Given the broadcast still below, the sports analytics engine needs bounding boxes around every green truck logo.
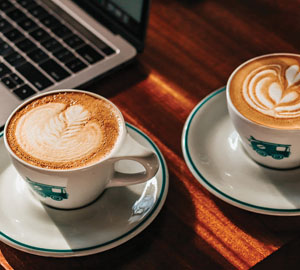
[26,178,69,201]
[248,136,291,160]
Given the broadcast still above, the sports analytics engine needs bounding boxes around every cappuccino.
[6,91,121,170]
[229,54,300,129]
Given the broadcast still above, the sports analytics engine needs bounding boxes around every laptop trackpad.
[0,86,22,129]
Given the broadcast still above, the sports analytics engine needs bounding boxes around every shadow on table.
[81,60,150,99]
[214,195,300,247]
[251,233,300,269]
[162,0,204,6]
[214,199,300,270]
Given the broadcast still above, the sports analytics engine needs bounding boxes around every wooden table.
[2,0,300,269]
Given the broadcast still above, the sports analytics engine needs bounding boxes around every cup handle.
[106,133,159,187]
[106,152,159,187]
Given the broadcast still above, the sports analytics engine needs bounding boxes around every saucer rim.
[182,86,300,215]
[0,123,168,255]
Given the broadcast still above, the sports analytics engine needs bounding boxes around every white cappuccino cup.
[227,53,300,169]
[4,89,159,209]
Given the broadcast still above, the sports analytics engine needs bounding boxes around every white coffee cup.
[226,53,300,169]
[4,89,159,209]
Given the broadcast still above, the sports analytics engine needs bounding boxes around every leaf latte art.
[16,103,102,163]
[243,64,300,118]
[6,92,121,169]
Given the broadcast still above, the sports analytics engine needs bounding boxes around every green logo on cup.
[26,178,69,201]
[248,136,291,160]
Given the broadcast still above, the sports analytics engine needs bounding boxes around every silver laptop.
[0,0,150,131]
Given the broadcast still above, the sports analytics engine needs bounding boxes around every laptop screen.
[72,0,150,52]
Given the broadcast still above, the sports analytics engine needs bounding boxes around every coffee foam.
[229,54,300,129]
[6,92,121,169]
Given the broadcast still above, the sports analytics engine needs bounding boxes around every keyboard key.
[0,63,11,77]
[0,1,14,11]
[1,76,17,89]
[64,34,85,49]
[17,0,37,9]
[28,5,49,20]
[13,84,36,100]
[40,15,60,30]
[27,48,49,63]
[16,62,53,90]
[0,42,14,56]
[30,28,51,42]
[76,45,104,64]
[40,59,70,81]
[5,52,26,67]
[4,28,25,42]
[53,47,75,63]
[0,18,13,33]
[65,58,87,73]
[16,38,37,52]
[10,73,24,85]
[18,17,38,31]
[52,25,72,38]
[94,39,116,55]
[41,38,63,52]
[7,8,27,22]
[102,46,116,56]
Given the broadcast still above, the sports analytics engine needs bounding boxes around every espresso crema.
[229,54,300,129]
[6,92,121,169]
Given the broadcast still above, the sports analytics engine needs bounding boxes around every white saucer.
[182,87,300,216]
[0,123,168,257]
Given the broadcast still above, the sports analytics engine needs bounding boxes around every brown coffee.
[6,91,121,169]
[229,54,300,129]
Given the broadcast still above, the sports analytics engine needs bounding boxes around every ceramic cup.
[4,89,159,209]
[226,53,300,169]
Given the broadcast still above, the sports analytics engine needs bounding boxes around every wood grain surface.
[2,0,300,269]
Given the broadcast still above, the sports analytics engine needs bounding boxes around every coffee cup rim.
[226,52,300,132]
[4,89,127,172]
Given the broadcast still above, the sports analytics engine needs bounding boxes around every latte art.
[6,92,121,169]
[229,54,300,129]
[16,103,102,163]
[243,64,300,118]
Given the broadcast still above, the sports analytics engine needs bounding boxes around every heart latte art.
[6,92,121,169]
[244,64,300,117]
[229,54,300,129]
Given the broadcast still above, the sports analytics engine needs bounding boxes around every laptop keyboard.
[0,0,116,100]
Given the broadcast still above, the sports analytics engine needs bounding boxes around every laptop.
[0,0,150,131]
